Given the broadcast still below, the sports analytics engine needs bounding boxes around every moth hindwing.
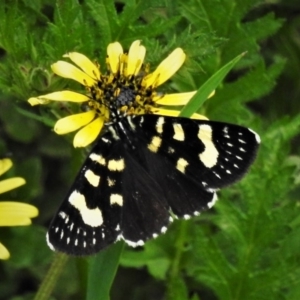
[47,115,260,255]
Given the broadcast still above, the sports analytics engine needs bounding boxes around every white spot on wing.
[148,136,162,153]
[176,158,189,173]
[69,191,103,227]
[59,211,67,219]
[198,125,219,168]
[248,128,261,143]
[184,214,190,220]
[46,233,55,251]
[89,153,106,165]
[110,194,123,206]
[84,169,100,187]
[173,123,185,141]
[168,147,175,154]
[213,171,221,179]
[108,159,125,171]
[107,177,116,187]
[122,237,145,247]
[156,117,165,134]
[207,193,218,208]
[161,226,167,233]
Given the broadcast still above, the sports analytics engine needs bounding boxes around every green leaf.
[166,276,189,300]
[86,0,118,46]
[121,239,171,280]
[179,52,245,117]
[86,241,124,300]
[0,226,51,268]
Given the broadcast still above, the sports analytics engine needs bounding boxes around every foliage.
[0,0,299,299]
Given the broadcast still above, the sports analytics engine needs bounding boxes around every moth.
[46,113,260,255]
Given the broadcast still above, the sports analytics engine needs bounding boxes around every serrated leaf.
[86,0,118,46]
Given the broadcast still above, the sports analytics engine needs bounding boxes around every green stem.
[170,221,188,279]
[34,252,69,300]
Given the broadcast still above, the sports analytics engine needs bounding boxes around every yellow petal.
[153,109,208,120]
[0,178,26,195]
[51,61,95,86]
[64,52,101,80]
[28,97,48,106]
[154,91,197,106]
[107,42,123,73]
[0,202,38,226]
[0,159,12,177]
[143,48,186,87]
[208,90,215,98]
[190,113,209,120]
[31,91,90,103]
[73,117,104,148]
[0,243,10,260]
[127,40,146,76]
[54,110,96,134]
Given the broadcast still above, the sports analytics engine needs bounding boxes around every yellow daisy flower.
[0,158,38,260]
[28,40,210,148]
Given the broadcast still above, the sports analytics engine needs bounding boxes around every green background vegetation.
[0,0,300,299]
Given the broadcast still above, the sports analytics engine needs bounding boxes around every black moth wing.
[47,128,172,254]
[130,114,260,191]
[119,149,171,246]
[111,116,218,244]
[47,135,123,255]
[121,127,217,220]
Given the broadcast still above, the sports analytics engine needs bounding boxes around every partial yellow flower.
[0,158,38,260]
[28,40,209,147]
